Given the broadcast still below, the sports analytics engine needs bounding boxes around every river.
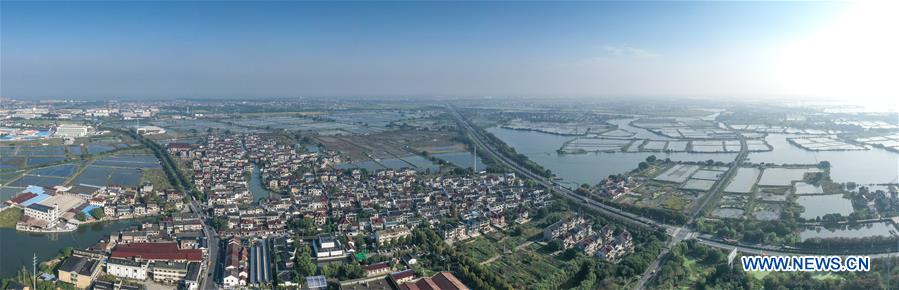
[249,165,274,202]
[0,219,141,278]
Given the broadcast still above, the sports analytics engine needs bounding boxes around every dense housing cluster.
[543,215,634,261]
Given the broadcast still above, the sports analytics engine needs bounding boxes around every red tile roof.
[431,272,467,290]
[391,269,415,280]
[166,143,192,149]
[8,192,36,204]
[363,262,391,272]
[399,272,467,290]
[112,242,202,262]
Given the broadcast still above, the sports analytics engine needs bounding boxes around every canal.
[249,165,274,202]
[0,219,142,278]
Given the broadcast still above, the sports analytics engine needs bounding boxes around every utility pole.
[575,127,579,145]
[473,145,477,173]
[32,253,37,290]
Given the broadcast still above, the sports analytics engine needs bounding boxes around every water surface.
[748,134,899,184]
[487,127,735,186]
[796,194,854,219]
[0,220,141,277]
[250,165,273,202]
[800,222,897,241]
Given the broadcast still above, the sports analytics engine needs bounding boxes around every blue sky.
[1,1,868,99]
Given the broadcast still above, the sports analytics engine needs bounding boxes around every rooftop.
[57,256,99,276]
[305,275,327,289]
[399,272,467,290]
[112,242,203,262]
[27,203,54,213]
[107,258,147,268]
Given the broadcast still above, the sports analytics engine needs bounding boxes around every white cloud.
[572,45,660,66]
[601,45,660,59]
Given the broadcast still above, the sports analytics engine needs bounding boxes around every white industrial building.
[136,125,166,135]
[54,124,90,137]
[24,203,59,224]
[107,258,150,280]
[312,236,344,259]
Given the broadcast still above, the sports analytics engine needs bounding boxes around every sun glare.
[774,1,899,110]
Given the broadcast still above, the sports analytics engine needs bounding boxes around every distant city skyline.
[2,1,896,105]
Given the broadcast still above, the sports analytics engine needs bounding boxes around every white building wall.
[107,262,148,280]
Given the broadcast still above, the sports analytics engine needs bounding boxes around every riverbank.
[0,207,23,228]
[499,125,586,136]
[14,213,154,233]
[0,219,142,278]
[16,222,78,233]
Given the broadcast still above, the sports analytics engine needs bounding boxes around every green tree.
[211,217,227,231]
[638,161,649,170]
[545,240,563,252]
[295,244,317,277]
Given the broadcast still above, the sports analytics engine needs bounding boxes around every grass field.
[459,238,502,262]
[661,195,689,211]
[632,162,672,178]
[455,213,588,289]
[486,243,568,288]
[140,168,174,190]
[0,207,23,228]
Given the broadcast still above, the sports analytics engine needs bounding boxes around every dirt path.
[516,241,534,251]
[480,240,536,265]
[480,254,501,265]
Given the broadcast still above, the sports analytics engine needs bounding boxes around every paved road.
[191,198,221,290]
[446,105,899,289]
[634,138,749,289]
[695,237,899,258]
[690,137,748,220]
[447,105,663,231]
[633,227,693,289]
[448,105,690,289]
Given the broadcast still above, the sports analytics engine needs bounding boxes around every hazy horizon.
[2,1,896,104]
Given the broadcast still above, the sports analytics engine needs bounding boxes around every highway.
[695,236,899,258]
[446,105,899,289]
[634,137,748,289]
[689,137,748,220]
[447,105,667,231]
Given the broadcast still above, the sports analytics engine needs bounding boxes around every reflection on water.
[796,195,854,219]
[0,219,141,277]
[249,165,273,202]
[490,126,899,188]
[748,134,899,184]
[606,118,674,140]
[486,121,899,241]
[800,222,897,241]
[487,126,735,186]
